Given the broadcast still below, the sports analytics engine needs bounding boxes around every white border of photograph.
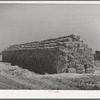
[0,1,100,99]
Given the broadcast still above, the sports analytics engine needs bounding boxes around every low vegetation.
[0,62,100,90]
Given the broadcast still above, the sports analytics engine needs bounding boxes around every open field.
[0,62,100,90]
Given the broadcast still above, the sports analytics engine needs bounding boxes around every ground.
[0,62,100,90]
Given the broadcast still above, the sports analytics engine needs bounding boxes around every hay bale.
[68,68,76,73]
[76,64,85,74]
[86,68,95,73]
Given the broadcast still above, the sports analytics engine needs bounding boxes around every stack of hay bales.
[2,34,95,74]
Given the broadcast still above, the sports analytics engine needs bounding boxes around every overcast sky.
[0,4,100,52]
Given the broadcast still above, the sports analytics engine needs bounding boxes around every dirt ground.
[0,62,100,90]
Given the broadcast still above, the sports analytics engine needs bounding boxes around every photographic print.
[0,2,100,91]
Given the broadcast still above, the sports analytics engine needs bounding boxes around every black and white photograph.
[0,2,100,91]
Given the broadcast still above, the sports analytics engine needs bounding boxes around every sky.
[0,4,100,52]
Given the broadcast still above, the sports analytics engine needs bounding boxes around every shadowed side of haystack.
[2,48,65,74]
[2,34,95,74]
